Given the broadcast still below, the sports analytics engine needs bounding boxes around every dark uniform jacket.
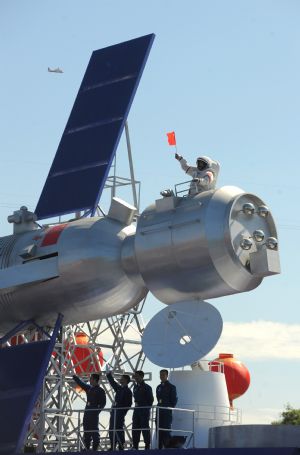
[156,380,177,408]
[107,372,132,410]
[73,375,106,410]
[133,381,154,408]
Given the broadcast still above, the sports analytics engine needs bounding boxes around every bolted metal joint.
[7,206,38,234]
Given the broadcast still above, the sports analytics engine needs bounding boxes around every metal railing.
[174,180,192,197]
[40,405,195,452]
[38,398,240,452]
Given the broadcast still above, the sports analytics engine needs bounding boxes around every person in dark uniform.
[156,369,178,449]
[105,365,132,450]
[73,373,106,451]
[132,370,154,450]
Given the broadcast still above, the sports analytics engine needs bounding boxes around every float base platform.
[48,448,300,455]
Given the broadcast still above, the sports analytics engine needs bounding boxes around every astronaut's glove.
[193,176,210,186]
[175,153,182,161]
[105,363,112,374]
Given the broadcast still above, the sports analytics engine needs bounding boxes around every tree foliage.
[272,404,300,425]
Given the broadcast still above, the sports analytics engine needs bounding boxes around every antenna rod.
[112,155,117,199]
[125,121,138,211]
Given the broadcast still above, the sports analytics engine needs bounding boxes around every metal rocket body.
[0,201,147,332]
[130,186,280,303]
[0,188,280,333]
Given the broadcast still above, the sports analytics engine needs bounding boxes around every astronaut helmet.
[196,156,209,171]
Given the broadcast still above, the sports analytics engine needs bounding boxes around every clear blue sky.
[1,0,300,424]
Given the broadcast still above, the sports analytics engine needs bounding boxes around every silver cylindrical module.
[0,187,280,332]
[0,216,147,332]
[124,186,279,304]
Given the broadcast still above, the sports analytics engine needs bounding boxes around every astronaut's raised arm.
[175,154,196,176]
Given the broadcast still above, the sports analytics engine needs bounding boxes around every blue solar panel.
[0,341,51,453]
[35,34,155,220]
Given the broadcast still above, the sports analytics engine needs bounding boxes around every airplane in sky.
[48,67,63,73]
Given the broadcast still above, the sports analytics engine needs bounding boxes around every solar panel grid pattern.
[0,341,51,453]
[35,34,154,220]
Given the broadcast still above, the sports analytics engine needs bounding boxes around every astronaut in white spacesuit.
[175,154,220,196]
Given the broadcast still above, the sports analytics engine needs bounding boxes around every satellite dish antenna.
[142,300,223,368]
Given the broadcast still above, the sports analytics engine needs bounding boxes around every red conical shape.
[210,353,250,407]
[10,334,25,345]
[70,332,104,375]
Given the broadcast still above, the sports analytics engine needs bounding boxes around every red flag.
[167,131,176,146]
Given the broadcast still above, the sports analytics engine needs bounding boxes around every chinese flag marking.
[167,131,176,146]
[41,223,68,247]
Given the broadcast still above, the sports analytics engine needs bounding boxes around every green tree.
[272,404,300,425]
